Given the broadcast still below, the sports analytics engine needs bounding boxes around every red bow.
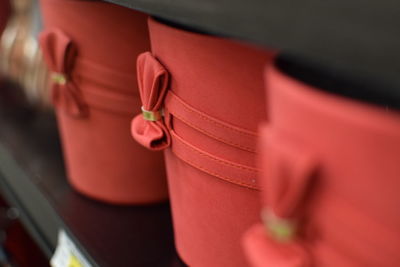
[260,125,318,222]
[254,125,318,266]
[131,52,171,150]
[39,29,87,117]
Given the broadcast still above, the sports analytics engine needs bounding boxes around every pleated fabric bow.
[39,29,87,117]
[131,52,171,150]
[257,125,318,267]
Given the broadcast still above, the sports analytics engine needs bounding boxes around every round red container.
[131,18,275,266]
[244,64,400,267]
[39,0,168,204]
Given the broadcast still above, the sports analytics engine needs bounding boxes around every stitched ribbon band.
[131,52,171,150]
[131,52,260,188]
[40,29,141,117]
[39,29,88,117]
[164,91,258,153]
[169,128,259,190]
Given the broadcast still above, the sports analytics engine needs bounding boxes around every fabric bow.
[131,52,171,150]
[39,29,87,117]
[260,124,318,242]
[245,125,317,267]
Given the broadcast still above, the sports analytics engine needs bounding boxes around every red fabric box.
[131,18,275,266]
[39,0,168,204]
[244,64,400,267]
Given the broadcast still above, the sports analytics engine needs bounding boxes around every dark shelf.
[104,0,400,108]
[0,110,184,267]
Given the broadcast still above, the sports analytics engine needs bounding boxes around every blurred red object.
[39,0,168,204]
[244,64,400,267]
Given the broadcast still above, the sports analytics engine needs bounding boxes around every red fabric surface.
[244,65,400,266]
[39,0,168,204]
[131,17,275,266]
